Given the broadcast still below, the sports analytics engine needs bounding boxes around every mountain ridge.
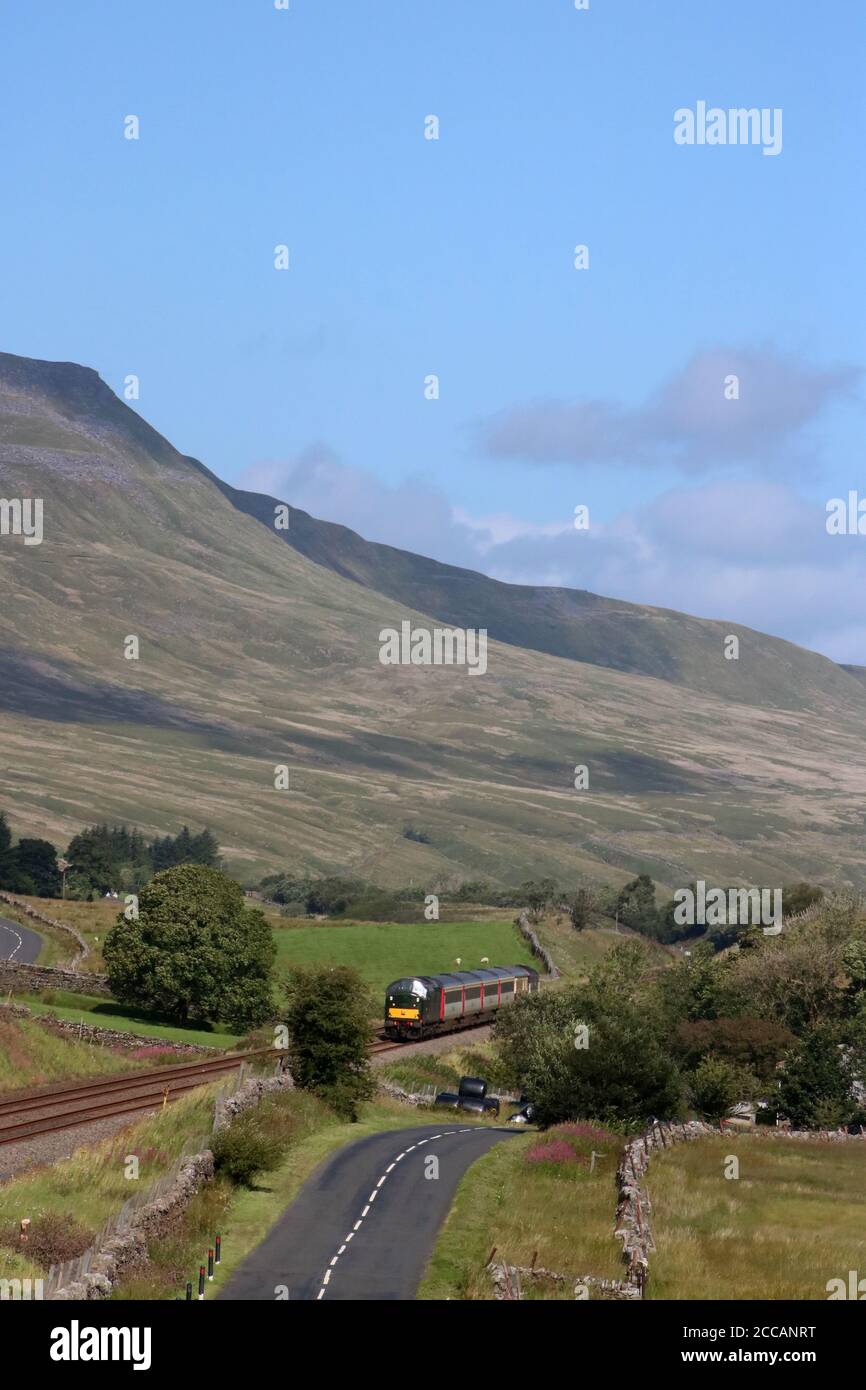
[2,351,864,891]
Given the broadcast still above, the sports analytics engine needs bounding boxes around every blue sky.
[2,1,865,658]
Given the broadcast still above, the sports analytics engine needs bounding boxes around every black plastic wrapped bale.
[435,1091,461,1108]
[458,1076,487,1099]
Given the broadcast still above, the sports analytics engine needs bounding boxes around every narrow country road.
[0,915,42,964]
[218,1122,518,1301]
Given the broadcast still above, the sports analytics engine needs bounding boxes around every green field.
[271,917,535,996]
[648,1134,866,1300]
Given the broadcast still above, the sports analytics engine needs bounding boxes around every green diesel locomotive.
[384,963,539,1040]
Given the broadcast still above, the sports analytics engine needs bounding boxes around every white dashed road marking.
[315,1127,497,1299]
[0,920,24,961]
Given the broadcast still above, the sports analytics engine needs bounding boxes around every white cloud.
[239,452,866,663]
[479,346,861,475]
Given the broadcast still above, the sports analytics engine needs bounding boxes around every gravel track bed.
[370,1024,492,1066]
[0,1109,159,1183]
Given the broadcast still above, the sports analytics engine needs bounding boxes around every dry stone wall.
[0,999,211,1053]
[0,960,111,998]
[516,911,559,978]
[49,1072,295,1300]
[49,1154,215,1300]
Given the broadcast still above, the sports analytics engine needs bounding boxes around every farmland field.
[271,917,535,995]
[647,1134,866,1300]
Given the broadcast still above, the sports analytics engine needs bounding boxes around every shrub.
[212,1114,288,1187]
[0,1212,94,1271]
[778,1028,856,1130]
[689,1056,752,1122]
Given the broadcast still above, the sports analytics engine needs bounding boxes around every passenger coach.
[384,964,539,1040]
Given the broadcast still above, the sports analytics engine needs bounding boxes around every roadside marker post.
[215,1234,221,1266]
[186,1281,192,1301]
[198,1265,205,1300]
[208,1248,214,1281]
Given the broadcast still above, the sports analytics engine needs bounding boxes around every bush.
[674,1017,796,1084]
[688,1056,753,1122]
[212,1113,288,1187]
[0,1212,94,1271]
[778,1028,856,1130]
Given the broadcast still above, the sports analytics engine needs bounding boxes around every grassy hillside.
[4,353,866,890]
[648,1134,866,1300]
[0,1014,135,1091]
[14,993,241,1050]
[206,467,865,711]
[532,910,674,980]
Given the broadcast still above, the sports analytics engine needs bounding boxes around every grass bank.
[0,1014,137,1091]
[418,1122,624,1299]
[0,1088,219,1283]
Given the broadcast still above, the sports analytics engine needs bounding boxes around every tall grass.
[0,1016,134,1091]
[0,1089,217,1282]
[418,1123,624,1299]
[648,1134,866,1300]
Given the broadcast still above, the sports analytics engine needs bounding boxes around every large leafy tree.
[283,964,375,1119]
[14,838,60,896]
[494,984,683,1129]
[616,873,661,938]
[103,865,275,1030]
[778,1028,856,1130]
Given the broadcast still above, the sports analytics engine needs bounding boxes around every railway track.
[0,1019,497,1150]
[0,1047,281,1147]
[369,1017,494,1056]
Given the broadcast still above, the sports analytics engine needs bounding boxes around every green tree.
[616,874,660,938]
[13,838,60,897]
[778,1029,855,1130]
[673,1017,795,1084]
[0,812,11,857]
[656,942,727,1027]
[283,965,375,1120]
[842,938,866,995]
[518,878,558,921]
[495,986,682,1129]
[563,884,595,932]
[689,1056,751,1122]
[103,865,275,1029]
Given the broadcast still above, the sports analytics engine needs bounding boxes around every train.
[384,964,540,1041]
